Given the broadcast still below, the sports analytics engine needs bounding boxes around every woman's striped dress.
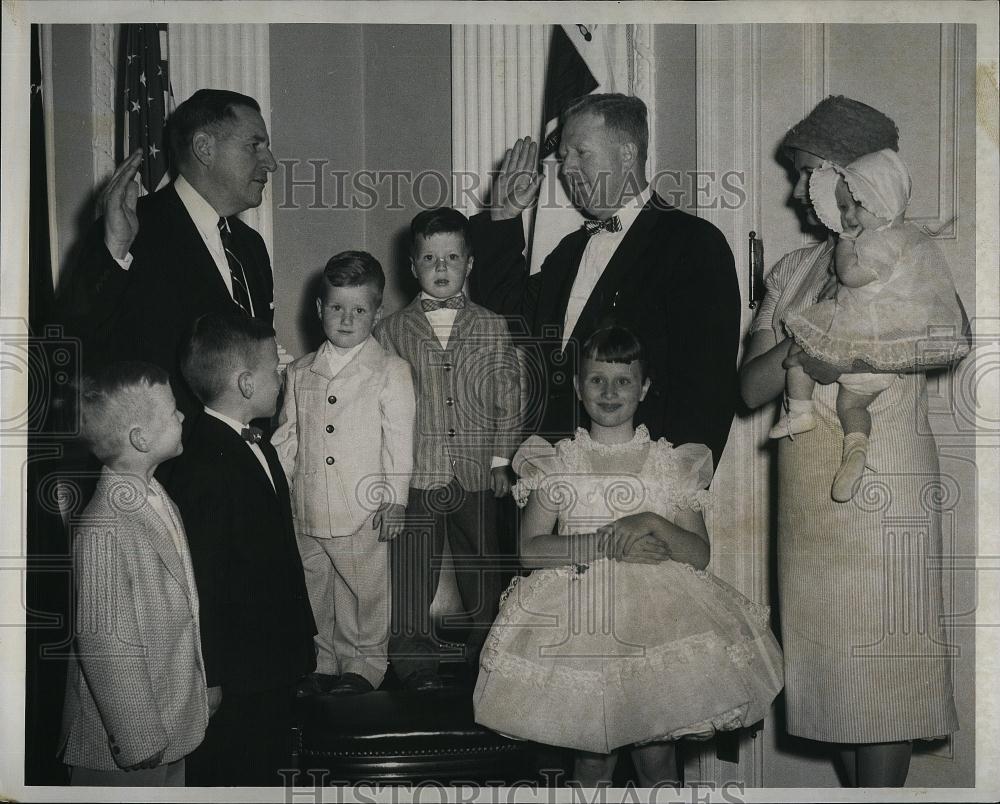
[751,242,959,743]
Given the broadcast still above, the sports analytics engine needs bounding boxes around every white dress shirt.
[562,186,653,350]
[145,479,189,560]
[318,338,367,378]
[203,406,275,489]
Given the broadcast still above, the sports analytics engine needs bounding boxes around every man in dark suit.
[65,89,277,418]
[162,313,316,786]
[470,94,739,469]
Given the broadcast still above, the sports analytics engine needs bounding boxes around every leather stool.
[292,688,569,785]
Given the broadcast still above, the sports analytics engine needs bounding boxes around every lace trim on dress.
[571,425,651,456]
[482,562,772,688]
[683,563,772,629]
[649,444,712,515]
[785,311,970,371]
[633,703,753,745]
[483,628,768,691]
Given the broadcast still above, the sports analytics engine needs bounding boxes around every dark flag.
[117,23,173,194]
[528,25,603,273]
[539,25,598,159]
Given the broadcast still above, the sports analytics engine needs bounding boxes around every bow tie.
[421,294,466,312]
[583,216,623,236]
[241,426,263,445]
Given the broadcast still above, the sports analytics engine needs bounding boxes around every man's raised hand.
[491,136,542,222]
[101,149,144,259]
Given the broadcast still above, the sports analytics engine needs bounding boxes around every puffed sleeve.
[510,435,561,509]
[661,441,714,513]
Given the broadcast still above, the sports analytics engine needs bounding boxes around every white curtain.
[168,24,274,259]
[450,24,655,232]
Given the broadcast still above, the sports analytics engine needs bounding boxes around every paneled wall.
[269,24,452,357]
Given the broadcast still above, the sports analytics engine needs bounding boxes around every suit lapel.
[162,185,239,310]
[200,412,278,498]
[401,297,441,351]
[260,440,291,515]
[568,200,659,346]
[96,470,192,600]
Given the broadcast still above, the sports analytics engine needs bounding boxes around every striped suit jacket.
[374,297,521,492]
[58,468,208,771]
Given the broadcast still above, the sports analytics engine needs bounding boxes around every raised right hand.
[100,149,144,259]
[491,136,542,221]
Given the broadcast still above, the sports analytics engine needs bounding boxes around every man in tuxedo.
[469,94,739,469]
[163,312,316,786]
[65,88,277,418]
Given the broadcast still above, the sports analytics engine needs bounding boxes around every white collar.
[203,406,250,437]
[174,174,225,241]
[611,185,652,232]
[318,337,367,366]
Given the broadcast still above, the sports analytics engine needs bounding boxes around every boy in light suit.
[374,208,521,691]
[273,252,415,696]
[58,361,208,786]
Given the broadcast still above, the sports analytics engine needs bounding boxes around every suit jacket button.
[447,428,455,437]
[326,424,334,433]
[112,745,121,755]
[326,456,335,465]
[445,397,454,406]
[328,395,337,404]
[444,363,452,371]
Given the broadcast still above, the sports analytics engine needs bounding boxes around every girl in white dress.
[473,327,783,786]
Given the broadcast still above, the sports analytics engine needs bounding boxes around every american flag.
[118,23,173,194]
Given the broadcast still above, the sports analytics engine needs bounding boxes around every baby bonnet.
[809,148,912,234]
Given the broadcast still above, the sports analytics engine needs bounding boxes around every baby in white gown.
[771,149,968,502]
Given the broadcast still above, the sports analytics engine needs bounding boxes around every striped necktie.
[217,217,253,316]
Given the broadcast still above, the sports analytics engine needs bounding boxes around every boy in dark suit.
[374,208,521,691]
[162,312,316,786]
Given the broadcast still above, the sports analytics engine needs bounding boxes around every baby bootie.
[768,399,817,440]
[832,433,870,502]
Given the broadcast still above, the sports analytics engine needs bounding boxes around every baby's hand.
[490,465,513,498]
[375,502,406,542]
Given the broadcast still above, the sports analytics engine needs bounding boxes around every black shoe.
[295,672,338,698]
[403,669,445,692]
[326,672,375,695]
